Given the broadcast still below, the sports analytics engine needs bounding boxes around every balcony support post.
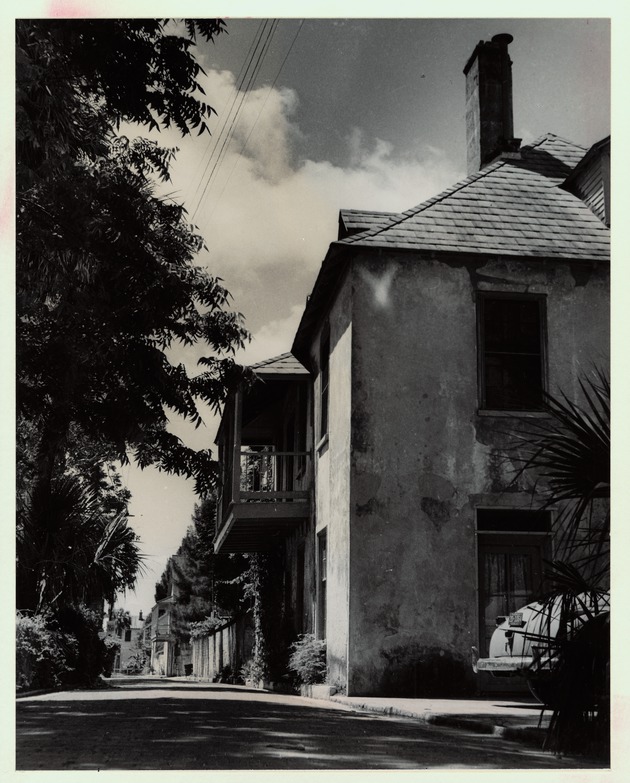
[231,388,243,503]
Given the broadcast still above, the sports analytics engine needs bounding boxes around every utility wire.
[192,20,278,220]
[188,19,268,212]
[203,20,304,225]
[192,20,278,221]
[190,20,272,217]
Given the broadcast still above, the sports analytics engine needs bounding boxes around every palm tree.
[17,473,144,613]
[511,367,609,757]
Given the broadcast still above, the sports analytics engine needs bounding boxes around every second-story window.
[478,294,545,410]
[319,330,330,439]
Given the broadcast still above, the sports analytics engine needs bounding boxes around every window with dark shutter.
[317,531,327,639]
[319,330,330,438]
[479,295,545,410]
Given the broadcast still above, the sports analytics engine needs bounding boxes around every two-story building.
[104,611,145,674]
[213,34,610,697]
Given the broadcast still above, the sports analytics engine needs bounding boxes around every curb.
[17,679,117,699]
[329,696,547,748]
[16,687,59,699]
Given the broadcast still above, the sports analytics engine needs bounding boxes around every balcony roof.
[251,352,309,379]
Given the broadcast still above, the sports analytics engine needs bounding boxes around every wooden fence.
[191,615,253,681]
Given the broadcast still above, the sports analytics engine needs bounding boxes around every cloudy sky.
[6,6,613,616]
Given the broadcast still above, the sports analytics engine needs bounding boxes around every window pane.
[484,298,541,353]
[482,552,507,654]
[484,353,543,409]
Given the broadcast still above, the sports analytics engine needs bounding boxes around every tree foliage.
[16,19,249,612]
[155,496,248,640]
[512,367,609,588]
[510,367,610,757]
[17,472,144,612]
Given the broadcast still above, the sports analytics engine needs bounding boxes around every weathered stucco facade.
[338,251,609,695]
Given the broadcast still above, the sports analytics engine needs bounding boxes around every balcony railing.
[217,446,311,545]
[238,448,310,500]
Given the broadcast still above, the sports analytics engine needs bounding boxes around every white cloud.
[235,303,305,367]
[138,68,461,285]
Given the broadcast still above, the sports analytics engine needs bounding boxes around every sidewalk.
[328,694,550,748]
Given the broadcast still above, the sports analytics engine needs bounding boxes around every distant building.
[148,597,177,676]
[104,611,145,674]
[213,34,609,696]
[147,568,192,677]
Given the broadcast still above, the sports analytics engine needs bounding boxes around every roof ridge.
[523,131,587,152]
[340,208,394,216]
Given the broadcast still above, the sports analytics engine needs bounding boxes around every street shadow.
[17,694,600,771]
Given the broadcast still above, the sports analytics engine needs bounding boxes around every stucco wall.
[312,271,353,687]
[346,251,609,696]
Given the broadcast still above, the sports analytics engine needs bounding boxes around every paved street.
[16,678,601,771]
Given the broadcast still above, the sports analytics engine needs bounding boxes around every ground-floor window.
[296,543,305,633]
[317,531,327,639]
[477,509,551,657]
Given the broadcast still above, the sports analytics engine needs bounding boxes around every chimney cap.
[463,34,514,74]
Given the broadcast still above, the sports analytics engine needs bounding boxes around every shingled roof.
[338,209,394,239]
[292,133,610,364]
[250,352,308,377]
[337,134,609,261]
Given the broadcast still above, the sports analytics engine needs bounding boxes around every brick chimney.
[464,33,520,175]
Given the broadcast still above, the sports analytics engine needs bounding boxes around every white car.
[472,591,609,703]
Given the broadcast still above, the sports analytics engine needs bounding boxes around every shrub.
[54,604,109,688]
[16,612,72,691]
[122,651,145,675]
[189,615,225,639]
[288,634,327,685]
[240,658,266,684]
[102,636,120,677]
[16,605,114,692]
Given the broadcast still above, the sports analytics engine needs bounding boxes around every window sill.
[477,409,551,418]
[316,434,329,455]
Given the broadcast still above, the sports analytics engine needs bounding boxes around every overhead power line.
[203,20,305,225]
[191,20,279,221]
[187,19,268,212]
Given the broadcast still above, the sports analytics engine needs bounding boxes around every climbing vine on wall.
[241,550,289,682]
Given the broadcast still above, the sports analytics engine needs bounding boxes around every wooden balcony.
[215,447,312,553]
